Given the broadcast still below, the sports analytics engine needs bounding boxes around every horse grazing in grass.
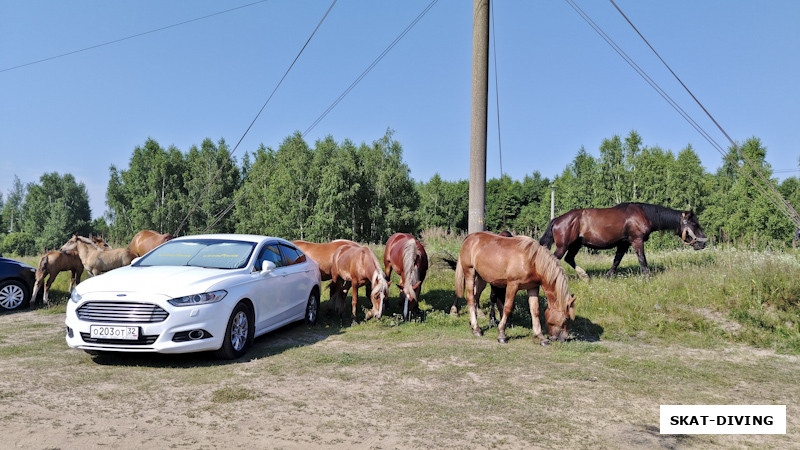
[383,233,428,321]
[128,230,174,257]
[449,230,512,326]
[539,202,707,279]
[61,234,135,276]
[30,250,84,307]
[292,239,359,281]
[330,244,389,323]
[455,232,576,343]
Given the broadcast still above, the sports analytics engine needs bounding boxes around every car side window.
[255,244,284,271]
[279,244,306,266]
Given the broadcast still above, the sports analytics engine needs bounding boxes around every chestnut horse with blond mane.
[128,230,174,257]
[383,233,428,321]
[455,232,576,343]
[292,240,359,281]
[330,244,389,323]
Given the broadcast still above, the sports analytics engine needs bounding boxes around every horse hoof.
[472,330,483,337]
[449,306,458,316]
[540,340,550,346]
[498,337,508,344]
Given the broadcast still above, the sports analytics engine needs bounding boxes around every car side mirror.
[260,260,277,276]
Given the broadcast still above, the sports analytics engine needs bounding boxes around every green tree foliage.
[106,138,188,242]
[1,176,26,234]
[184,138,241,234]
[417,174,468,232]
[21,172,91,251]
[1,232,36,256]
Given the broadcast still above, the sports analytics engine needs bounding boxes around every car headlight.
[70,290,82,303]
[167,290,227,307]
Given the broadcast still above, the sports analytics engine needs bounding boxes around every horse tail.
[401,238,420,289]
[539,219,555,249]
[454,258,465,299]
[31,255,48,302]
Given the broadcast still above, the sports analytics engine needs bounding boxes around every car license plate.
[90,325,139,340]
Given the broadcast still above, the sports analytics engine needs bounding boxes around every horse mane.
[76,235,101,250]
[512,236,570,313]
[617,202,682,232]
[367,248,389,297]
[401,238,420,289]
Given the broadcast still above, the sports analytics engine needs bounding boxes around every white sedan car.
[65,234,321,359]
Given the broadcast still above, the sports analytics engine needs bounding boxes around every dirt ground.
[1,309,797,449]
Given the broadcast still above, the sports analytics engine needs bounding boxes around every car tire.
[0,279,30,311]
[216,302,253,360]
[304,290,319,326]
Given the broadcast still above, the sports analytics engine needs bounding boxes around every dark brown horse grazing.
[128,230,174,257]
[455,232,576,343]
[330,244,389,323]
[30,250,84,308]
[383,233,429,320]
[539,202,707,279]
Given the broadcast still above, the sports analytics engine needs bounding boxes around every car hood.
[75,265,247,298]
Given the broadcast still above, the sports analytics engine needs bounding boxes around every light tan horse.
[383,233,428,320]
[30,250,84,307]
[128,230,174,257]
[30,234,111,307]
[455,232,576,343]
[330,244,389,323]
[61,234,135,276]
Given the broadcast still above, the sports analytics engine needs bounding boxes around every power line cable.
[490,0,507,229]
[205,0,439,233]
[175,0,338,235]
[301,0,438,138]
[608,0,799,226]
[0,0,271,74]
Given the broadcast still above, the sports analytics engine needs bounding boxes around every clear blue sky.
[2,0,799,220]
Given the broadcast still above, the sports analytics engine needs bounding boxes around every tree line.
[2,129,798,256]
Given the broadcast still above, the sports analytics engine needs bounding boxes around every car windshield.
[136,239,256,269]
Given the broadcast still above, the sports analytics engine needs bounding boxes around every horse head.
[680,211,707,250]
[370,271,390,319]
[544,293,576,342]
[60,234,80,253]
[90,233,112,250]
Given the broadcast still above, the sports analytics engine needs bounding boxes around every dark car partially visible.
[0,257,36,310]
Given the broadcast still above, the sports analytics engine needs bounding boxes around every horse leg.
[465,269,486,337]
[564,242,588,281]
[496,283,518,344]
[43,274,57,307]
[351,282,361,325]
[489,286,505,327]
[607,243,630,277]
[632,239,650,276]
[527,287,547,343]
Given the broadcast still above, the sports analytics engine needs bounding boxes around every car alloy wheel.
[0,280,29,310]
[305,291,319,326]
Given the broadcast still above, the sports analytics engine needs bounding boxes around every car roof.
[171,234,292,245]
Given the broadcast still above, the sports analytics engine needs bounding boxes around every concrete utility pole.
[550,184,555,220]
[468,0,489,234]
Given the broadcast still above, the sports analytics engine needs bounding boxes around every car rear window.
[136,240,256,269]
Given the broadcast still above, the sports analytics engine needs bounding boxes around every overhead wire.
[301,0,439,138]
[203,0,439,233]
[490,0,507,229]
[175,0,338,235]
[0,0,271,74]
[564,0,798,227]
[607,0,799,226]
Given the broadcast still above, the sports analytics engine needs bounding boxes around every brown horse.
[330,244,390,323]
[30,250,84,307]
[449,230,512,325]
[61,235,135,276]
[455,232,576,343]
[539,202,707,279]
[383,233,429,320]
[292,239,359,281]
[128,230,174,257]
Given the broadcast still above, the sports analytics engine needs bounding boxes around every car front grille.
[76,301,169,323]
